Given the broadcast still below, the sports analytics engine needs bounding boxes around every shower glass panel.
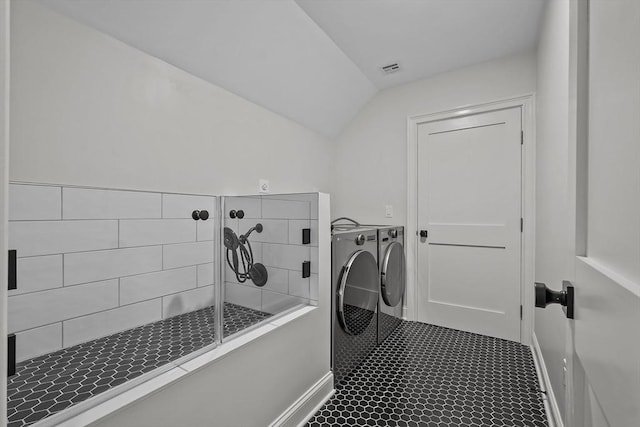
[6,184,218,427]
[221,193,319,340]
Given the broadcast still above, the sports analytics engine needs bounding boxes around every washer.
[331,225,379,387]
[372,225,406,344]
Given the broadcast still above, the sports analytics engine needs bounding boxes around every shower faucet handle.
[192,210,210,221]
[229,209,245,219]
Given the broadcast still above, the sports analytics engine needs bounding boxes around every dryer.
[331,225,379,387]
[373,225,406,344]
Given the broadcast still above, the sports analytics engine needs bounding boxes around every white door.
[566,0,640,425]
[416,107,522,342]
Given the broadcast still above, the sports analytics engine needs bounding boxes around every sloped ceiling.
[37,0,546,138]
[297,0,546,90]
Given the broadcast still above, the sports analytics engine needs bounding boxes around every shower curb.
[269,371,334,427]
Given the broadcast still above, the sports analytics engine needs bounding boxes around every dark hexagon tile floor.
[308,321,548,427]
[7,302,270,427]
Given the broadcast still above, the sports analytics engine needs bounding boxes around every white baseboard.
[270,371,335,427]
[531,333,564,427]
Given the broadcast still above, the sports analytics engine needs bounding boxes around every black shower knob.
[229,209,245,219]
[192,210,210,220]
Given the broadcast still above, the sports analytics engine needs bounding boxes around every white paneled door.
[417,107,522,342]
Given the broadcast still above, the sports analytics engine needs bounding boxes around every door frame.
[1,0,10,421]
[405,94,536,345]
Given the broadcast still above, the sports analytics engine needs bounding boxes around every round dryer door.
[337,250,379,336]
[381,241,405,307]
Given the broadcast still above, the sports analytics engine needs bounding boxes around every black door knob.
[534,281,574,319]
[419,230,428,238]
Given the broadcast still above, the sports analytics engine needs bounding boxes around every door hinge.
[521,130,524,145]
[8,334,16,377]
[520,305,523,319]
[8,250,17,291]
[302,261,311,278]
[520,218,523,232]
[302,228,311,245]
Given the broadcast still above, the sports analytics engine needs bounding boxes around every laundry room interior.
[0,1,638,427]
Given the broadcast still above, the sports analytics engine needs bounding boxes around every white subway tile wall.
[261,267,289,294]
[162,193,215,219]
[223,197,262,219]
[119,219,195,247]
[62,187,161,220]
[223,195,319,315]
[163,240,215,269]
[10,255,63,296]
[225,282,262,311]
[119,266,196,305]
[7,184,216,362]
[250,219,289,244]
[64,246,163,286]
[8,280,120,332]
[262,243,311,271]
[196,263,214,287]
[9,184,62,221]
[162,286,215,319]
[9,220,119,257]
[8,186,319,359]
[63,299,162,347]
[262,198,310,219]
[288,270,310,299]
[261,291,307,314]
[196,218,215,241]
[15,323,63,363]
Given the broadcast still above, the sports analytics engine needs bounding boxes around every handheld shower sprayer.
[239,223,263,244]
[224,223,268,287]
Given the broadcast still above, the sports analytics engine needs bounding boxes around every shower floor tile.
[7,302,270,427]
[308,321,548,427]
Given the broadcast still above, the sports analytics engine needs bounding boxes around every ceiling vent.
[380,63,400,75]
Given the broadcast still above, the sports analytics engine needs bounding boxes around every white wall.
[534,0,572,422]
[10,1,333,196]
[330,50,536,224]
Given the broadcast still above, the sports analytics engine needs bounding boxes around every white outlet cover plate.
[259,179,270,193]
[385,205,393,218]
